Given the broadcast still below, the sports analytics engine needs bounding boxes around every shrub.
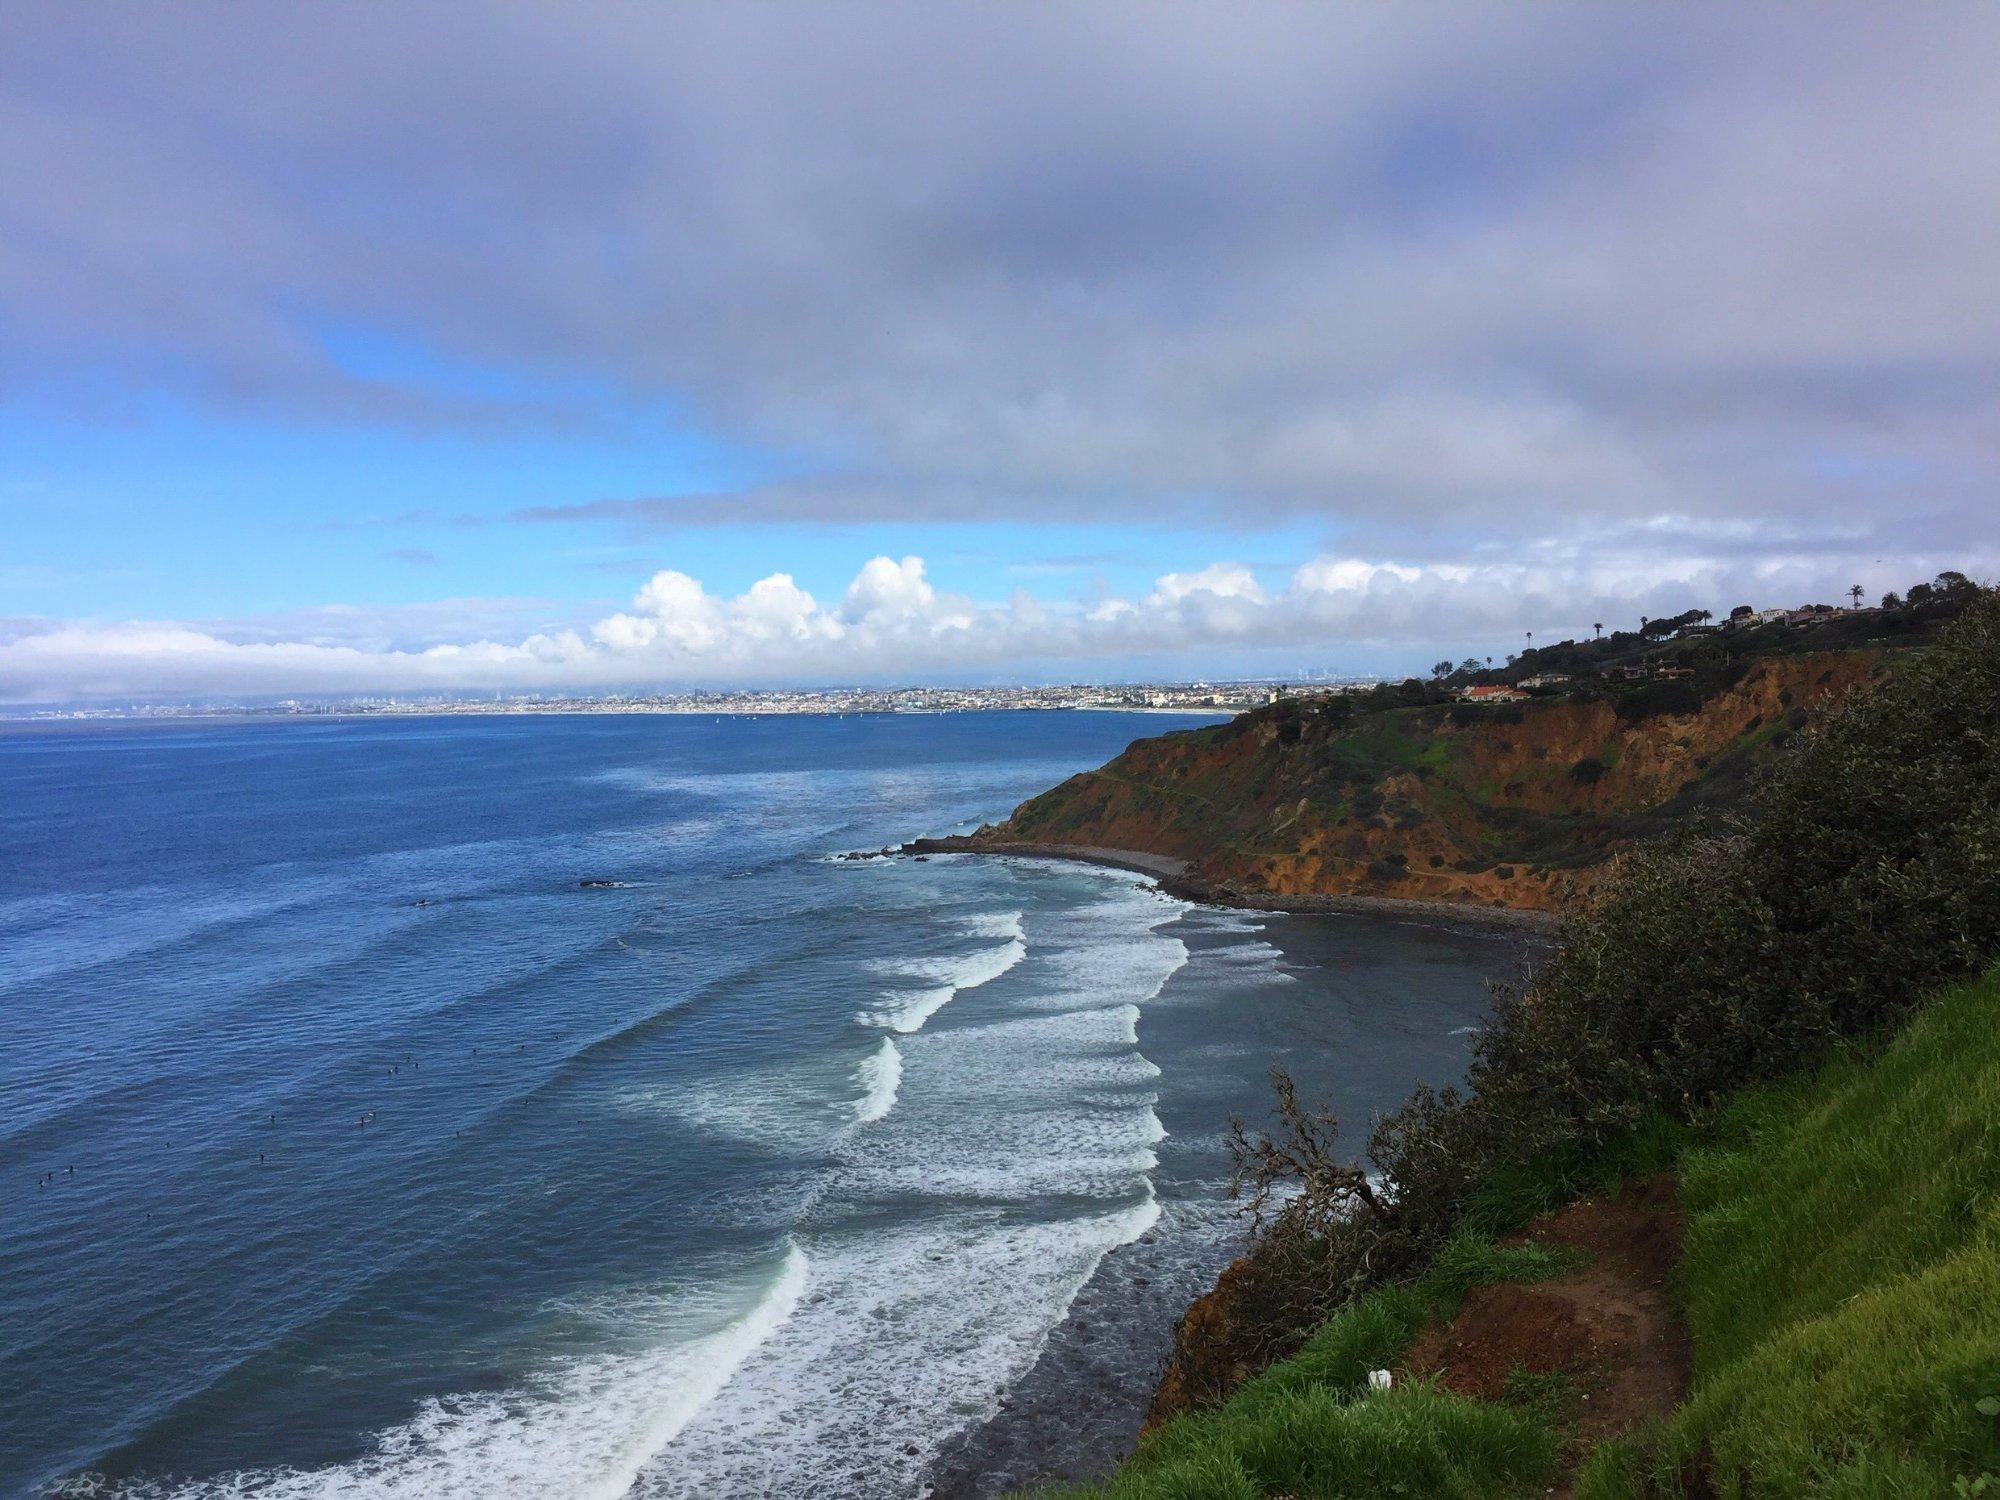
[1105,1384,1556,1500]
[1472,587,2000,1151]
[1214,590,2000,1386]
[1614,679,1703,721]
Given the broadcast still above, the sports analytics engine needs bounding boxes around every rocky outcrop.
[1142,1252,1266,1431]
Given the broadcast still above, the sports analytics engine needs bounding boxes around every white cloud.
[734,573,832,642]
[6,547,1989,702]
[1292,558,1424,594]
[1148,563,1266,607]
[842,556,935,622]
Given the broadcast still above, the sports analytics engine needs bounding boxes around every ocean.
[0,712,1540,1499]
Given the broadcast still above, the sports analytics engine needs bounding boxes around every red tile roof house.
[1459,684,1529,703]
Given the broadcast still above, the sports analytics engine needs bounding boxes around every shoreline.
[898,837,1564,935]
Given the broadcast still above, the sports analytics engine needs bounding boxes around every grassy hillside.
[1039,968,2000,1499]
[1037,1232,1577,1499]
[1580,969,2000,1497]
[988,650,1883,910]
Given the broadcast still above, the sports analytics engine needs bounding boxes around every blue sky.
[3,3,1996,701]
[2,397,1331,630]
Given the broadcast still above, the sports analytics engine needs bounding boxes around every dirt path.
[1400,1174,1690,1494]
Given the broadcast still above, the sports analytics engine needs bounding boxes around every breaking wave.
[850,1037,902,1125]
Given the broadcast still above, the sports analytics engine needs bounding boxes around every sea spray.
[630,882,1189,1497]
[850,1037,902,1125]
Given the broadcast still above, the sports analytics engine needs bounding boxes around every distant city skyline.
[4,4,1997,701]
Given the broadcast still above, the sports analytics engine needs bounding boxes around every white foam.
[102,1244,809,1500]
[849,1037,902,1125]
[631,1199,1158,1499]
[850,1008,1168,1200]
[100,867,1193,1500]
[962,910,1026,942]
[861,919,1027,1034]
[619,879,1188,1496]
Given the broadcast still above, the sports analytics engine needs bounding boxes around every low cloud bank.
[3,550,1974,703]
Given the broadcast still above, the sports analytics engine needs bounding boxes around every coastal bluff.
[926,650,1883,918]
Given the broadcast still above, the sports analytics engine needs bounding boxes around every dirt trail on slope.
[1401,1174,1691,1495]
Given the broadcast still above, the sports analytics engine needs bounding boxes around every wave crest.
[849,1038,902,1125]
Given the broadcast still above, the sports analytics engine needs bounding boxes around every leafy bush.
[1482,586,2000,1150]
[1614,679,1704,721]
[1215,589,2000,1383]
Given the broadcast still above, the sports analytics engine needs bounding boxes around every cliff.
[961,651,1886,913]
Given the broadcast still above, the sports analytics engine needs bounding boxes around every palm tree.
[1593,621,1603,639]
[1849,584,1864,609]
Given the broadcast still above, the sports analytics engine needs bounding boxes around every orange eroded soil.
[986,652,1882,912]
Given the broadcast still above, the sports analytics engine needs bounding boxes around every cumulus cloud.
[843,557,938,624]
[6,548,1989,703]
[592,568,847,655]
[1149,564,1265,608]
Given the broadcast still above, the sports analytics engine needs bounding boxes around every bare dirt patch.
[1402,1174,1691,1492]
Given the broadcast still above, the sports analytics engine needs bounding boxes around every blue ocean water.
[0,712,1535,1499]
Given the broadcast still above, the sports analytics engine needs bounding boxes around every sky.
[2,2,1997,702]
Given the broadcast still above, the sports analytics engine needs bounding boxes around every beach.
[901,837,1564,935]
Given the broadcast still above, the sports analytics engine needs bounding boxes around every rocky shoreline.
[895,836,1563,935]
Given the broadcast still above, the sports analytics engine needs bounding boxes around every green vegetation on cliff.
[987,577,1984,913]
[1579,968,2000,1496]
[997,648,1882,910]
[1048,968,2000,1498]
[1046,588,2000,1496]
[1040,1234,1575,1499]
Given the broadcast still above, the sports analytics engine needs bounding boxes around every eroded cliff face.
[980,652,1884,912]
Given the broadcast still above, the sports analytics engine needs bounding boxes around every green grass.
[1577,969,2000,1497]
[1032,1232,1572,1499]
[1038,1384,1558,1500]
[1460,1113,1689,1238]
[1043,972,2000,1498]
[1334,711,1453,779]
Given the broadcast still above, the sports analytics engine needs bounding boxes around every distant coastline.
[2,703,1243,724]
